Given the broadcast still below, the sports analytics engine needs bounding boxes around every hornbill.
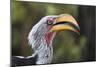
[12,14,80,66]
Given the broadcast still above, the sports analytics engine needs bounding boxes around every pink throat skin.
[45,32,56,45]
[45,18,56,45]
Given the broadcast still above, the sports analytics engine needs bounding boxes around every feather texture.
[28,16,57,64]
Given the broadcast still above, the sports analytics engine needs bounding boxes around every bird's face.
[44,14,80,45]
[28,14,80,46]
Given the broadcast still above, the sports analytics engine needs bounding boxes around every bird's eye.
[47,20,53,25]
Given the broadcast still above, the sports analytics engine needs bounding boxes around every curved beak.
[50,14,80,34]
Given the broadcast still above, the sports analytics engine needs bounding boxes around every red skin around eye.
[47,17,56,24]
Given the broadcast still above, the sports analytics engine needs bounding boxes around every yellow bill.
[50,14,80,34]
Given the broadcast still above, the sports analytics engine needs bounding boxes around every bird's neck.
[36,44,53,64]
[34,33,56,64]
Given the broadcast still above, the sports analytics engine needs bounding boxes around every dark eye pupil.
[47,20,53,25]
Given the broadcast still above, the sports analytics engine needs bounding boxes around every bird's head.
[28,14,80,48]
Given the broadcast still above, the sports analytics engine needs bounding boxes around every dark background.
[12,1,96,64]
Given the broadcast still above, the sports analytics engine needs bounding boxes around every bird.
[12,14,80,66]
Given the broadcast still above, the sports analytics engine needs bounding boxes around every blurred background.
[12,0,96,64]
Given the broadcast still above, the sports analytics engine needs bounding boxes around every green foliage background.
[12,0,96,64]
